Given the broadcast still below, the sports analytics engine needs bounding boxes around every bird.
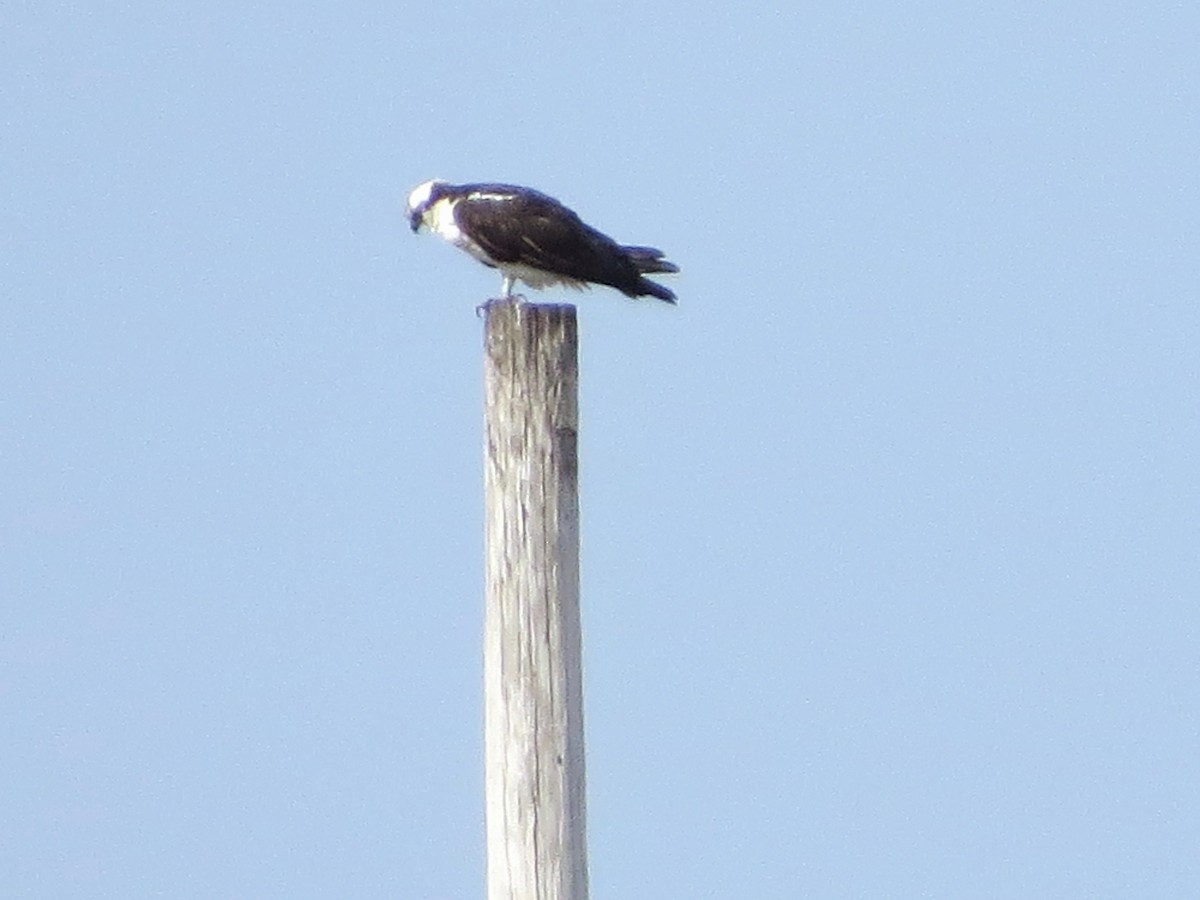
[406,180,679,304]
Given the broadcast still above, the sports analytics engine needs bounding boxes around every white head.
[406,179,446,231]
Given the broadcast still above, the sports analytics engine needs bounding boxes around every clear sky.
[3,2,1198,897]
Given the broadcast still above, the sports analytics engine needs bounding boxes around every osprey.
[406,180,679,303]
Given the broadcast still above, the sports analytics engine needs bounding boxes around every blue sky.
[3,2,1198,897]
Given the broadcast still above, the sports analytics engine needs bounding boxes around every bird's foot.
[475,295,527,317]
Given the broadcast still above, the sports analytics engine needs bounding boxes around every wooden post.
[483,299,588,900]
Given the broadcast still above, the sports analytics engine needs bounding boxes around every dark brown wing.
[454,190,641,288]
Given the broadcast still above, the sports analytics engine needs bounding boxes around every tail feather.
[634,277,677,304]
[622,245,680,275]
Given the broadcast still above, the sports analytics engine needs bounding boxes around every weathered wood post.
[483,299,588,900]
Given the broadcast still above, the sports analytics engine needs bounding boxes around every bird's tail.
[622,245,678,303]
[623,245,680,275]
[634,277,677,304]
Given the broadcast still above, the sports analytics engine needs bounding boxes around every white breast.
[425,197,496,266]
[497,262,587,292]
[426,197,464,243]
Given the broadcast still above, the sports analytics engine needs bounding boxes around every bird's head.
[406,179,447,233]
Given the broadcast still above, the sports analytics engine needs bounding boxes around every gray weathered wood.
[483,299,588,900]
